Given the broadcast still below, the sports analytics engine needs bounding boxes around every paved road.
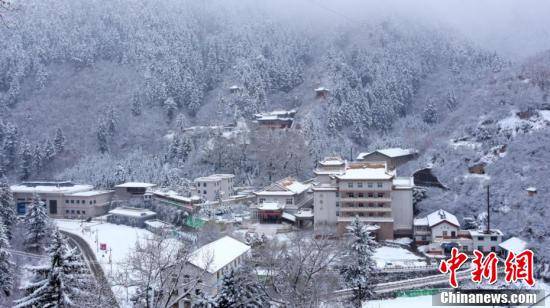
[60,230,119,307]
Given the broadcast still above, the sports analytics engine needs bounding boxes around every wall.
[391,189,413,236]
[313,189,337,234]
[430,222,459,240]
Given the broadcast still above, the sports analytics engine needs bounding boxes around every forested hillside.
[1,0,550,276]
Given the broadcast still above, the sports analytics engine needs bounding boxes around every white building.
[312,160,414,239]
[414,209,504,254]
[10,181,112,219]
[113,182,157,206]
[193,174,235,202]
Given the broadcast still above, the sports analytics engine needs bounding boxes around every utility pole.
[485,184,491,234]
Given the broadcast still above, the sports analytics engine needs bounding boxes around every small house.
[498,237,528,258]
[356,148,418,170]
[314,87,329,99]
[526,187,537,196]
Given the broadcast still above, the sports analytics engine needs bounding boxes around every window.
[490,236,498,241]
[490,247,496,252]
[451,231,456,237]
[347,192,354,198]
[357,182,363,188]
[82,210,86,215]
[197,190,201,194]
[203,191,206,194]
[285,198,293,205]
[422,236,427,241]
[377,192,384,198]
[94,200,96,204]
[367,182,373,188]
[82,200,85,204]
[378,203,384,207]
[368,203,374,207]
[76,210,81,214]
[358,203,364,207]
[347,182,353,188]
[71,200,74,204]
[89,200,93,205]
[358,213,364,217]
[443,231,448,236]
[65,200,69,204]
[368,213,373,217]
[335,202,339,207]
[478,236,484,241]
[65,210,69,214]
[71,210,75,214]
[368,193,374,198]
[76,200,80,204]
[203,183,206,187]
[377,182,383,188]
[358,193,364,198]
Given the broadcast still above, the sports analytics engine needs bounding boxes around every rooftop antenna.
[485,184,490,234]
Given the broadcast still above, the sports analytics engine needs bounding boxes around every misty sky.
[283,0,550,60]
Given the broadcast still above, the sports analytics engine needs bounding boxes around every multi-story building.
[10,181,114,219]
[254,177,312,213]
[113,182,157,206]
[313,161,414,240]
[193,174,235,202]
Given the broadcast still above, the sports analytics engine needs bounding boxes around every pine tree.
[215,266,268,308]
[53,128,66,153]
[43,140,56,161]
[19,141,33,180]
[339,217,377,307]
[0,219,14,297]
[23,195,51,252]
[422,101,438,124]
[0,176,15,239]
[32,144,43,173]
[96,121,110,154]
[14,230,93,307]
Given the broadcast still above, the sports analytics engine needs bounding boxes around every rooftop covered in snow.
[334,163,394,181]
[499,237,527,255]
[109,207,156,218]
[114,182,157,188]
[65,190,114,197]
[10,181,94,194]
[188,236,250,274]
[393,177,414,189]
[357,147,418,160]
[256,202,284,211]
[425,209,460,228]
[254,177,311,196]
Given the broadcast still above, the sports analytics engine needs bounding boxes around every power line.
[304,0,362,25]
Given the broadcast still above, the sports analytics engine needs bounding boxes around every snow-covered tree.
[339,217,377,307]
[53,128,65,153]
[14,230,93,307]
[215,265,269,308]
[23,195,51,252]
[131,96,143,116]
[0,176,15,239]
[163,97,178,121]
[43,140,56,161]
[19,141,33,180]
[0,219,14,297]
[422,101,438,124]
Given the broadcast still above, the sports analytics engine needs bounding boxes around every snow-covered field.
[373,246,427,268]
[55,219,154,307]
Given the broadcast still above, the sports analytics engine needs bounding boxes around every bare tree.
[112,233,212,308]
[252,234,343,307]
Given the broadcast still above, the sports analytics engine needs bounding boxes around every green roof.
[185,216,206,229]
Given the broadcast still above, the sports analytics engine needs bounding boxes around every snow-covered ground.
[373,246,427,268]
[55,219,154,307]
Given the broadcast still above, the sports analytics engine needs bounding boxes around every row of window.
[340,212,389,218]
[65,199,97,205]
[343,203,386,208]
[347,182,384,189]
[65,209,86,215]
[345,192,386,198]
